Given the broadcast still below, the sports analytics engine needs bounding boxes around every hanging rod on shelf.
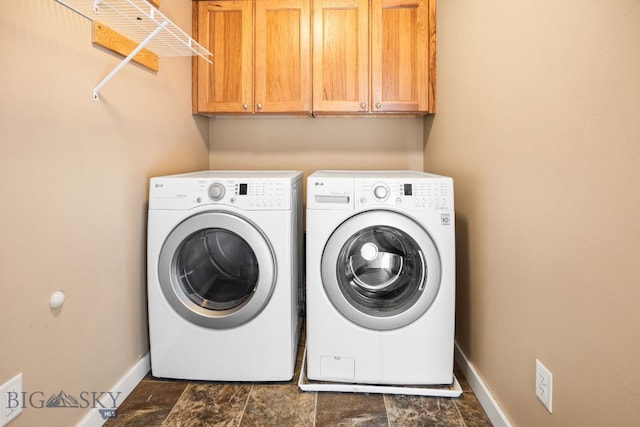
[55,0,213,100]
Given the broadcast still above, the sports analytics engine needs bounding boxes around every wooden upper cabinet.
[313,0,434,115]
[255,0,311,113]
[194,0,311,115]
[312,0,369,113]
[195,1,253,113]
[193,0,435,116]
[371,0,434,113]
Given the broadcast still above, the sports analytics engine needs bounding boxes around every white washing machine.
[305,170,456,385]
[147,171,303,381]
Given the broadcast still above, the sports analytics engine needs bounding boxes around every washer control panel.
[308,172,454,211]
[150,177,293,210]
[355,179,453,210]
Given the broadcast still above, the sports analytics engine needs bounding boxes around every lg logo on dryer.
[441,213,451,226]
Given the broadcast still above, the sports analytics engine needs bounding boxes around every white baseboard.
[77,353,150,427]
[454,342,512,427]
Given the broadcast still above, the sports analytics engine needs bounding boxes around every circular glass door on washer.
[147,171,304,381]
[306,170,455,385]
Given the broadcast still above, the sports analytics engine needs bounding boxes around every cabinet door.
[312,0,369,113]
[195,1,253,113]
[255,0,311,114]
[370,0,433,113]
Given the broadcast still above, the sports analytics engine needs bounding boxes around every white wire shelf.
[55,0,212,100]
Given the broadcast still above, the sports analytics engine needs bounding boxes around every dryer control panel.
[150,176,294,211]
[307,171,454,211]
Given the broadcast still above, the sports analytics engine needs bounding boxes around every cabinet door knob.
[257,103,263,110]
[375,102,382,109]
[360,103,367,110]
[242,103,248,110]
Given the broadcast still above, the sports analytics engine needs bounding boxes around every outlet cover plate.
[0,373,23,426]
[536,359,553,413]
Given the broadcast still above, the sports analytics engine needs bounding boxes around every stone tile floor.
[105,329,492,427]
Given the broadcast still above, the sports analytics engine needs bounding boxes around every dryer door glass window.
[176,228,258,310]
[158,211,276,329]
[337,226,424,315]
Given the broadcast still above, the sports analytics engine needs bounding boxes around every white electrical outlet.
[0,373,23,426]
[535,359,553,413]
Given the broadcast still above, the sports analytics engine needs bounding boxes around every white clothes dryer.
[147,171,303,381]
[305,170,456,385]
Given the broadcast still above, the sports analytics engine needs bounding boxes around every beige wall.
[427,0,640,426]
[0,1,208,425]
[208,117,425,183]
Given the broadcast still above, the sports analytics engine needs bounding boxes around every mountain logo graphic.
[45,391,80,408]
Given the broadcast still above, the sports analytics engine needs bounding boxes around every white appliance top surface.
[160,170,303,180]
[310,170,450,180]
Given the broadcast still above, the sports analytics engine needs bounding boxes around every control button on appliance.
[208,183,225,201]
[372,184,390,201]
